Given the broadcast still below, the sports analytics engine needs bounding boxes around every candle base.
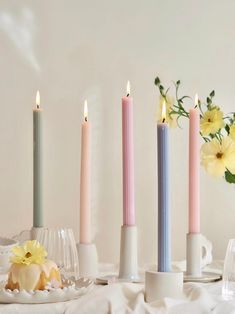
[185,233,221,282]
[96,274,144,285]
[184,272,222,283]
[118,225,139,281]
[145,270,183,302]
[77,243,98,278]
[186,233,202,277]
[31,227,44,240]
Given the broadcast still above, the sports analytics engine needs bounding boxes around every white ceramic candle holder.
[184,233,221,283]
[186,232,202,276]
[118,225,139,281]
[77,243,98,278]
[31,227,44,240]
[145,270,183,302]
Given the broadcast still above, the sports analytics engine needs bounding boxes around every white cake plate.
[0,277,93,304]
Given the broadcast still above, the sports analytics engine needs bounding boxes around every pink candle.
[189,95,200,233]
[122,81,135,226]
[80,100,91,243]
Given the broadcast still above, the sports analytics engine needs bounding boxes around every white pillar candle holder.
[31,227,44,240]
[186,233,202,276]
[118,225,139,281]
[77,243,98,278]
[145,270,183,302]
[184,233,221,283]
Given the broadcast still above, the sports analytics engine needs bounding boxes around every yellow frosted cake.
[5,240,62,291]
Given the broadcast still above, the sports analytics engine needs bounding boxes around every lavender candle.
[157,101,171,272]
[122,81,135,226]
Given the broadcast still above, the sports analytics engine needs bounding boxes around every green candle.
[33,91,43,227]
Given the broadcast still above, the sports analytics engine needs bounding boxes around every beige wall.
[0,0,234,265]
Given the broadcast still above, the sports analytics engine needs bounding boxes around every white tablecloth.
[0,261,232,314]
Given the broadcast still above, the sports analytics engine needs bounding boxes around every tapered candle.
[33,91,43,227]
[122,81,135,226]
[189,95,200,233]
[157,101,171,272]
[80,100,91,243]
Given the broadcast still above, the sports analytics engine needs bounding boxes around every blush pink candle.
[122,81,135,226]
[80,100,91,243]
[189,95,200,233]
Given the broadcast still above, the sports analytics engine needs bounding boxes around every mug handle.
[201,234,213,268]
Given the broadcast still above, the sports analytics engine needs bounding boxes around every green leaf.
[165,87,170,95]
[176,115,183,128]
[210,90,215,98]
[207,97,212,105]
[159,85,164,90]
[180,96,190,100]
[225,124,230,135]
[155,77,160,86]
[225,170,235,184]
[159,89,165,97]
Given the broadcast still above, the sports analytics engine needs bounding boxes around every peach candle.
[189,95,200,233]
[80,100,91,243]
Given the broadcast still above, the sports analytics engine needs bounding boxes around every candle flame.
[84,100,88,121]
[126,80,130,96]
[195,93,199,107]
[161,100,167,123]
[36,90,40,109]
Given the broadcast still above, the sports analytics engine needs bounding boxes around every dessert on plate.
[5,240,62,291]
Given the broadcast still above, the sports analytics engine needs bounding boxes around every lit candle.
[80,100,91,243]
[122,81,135,226]
[157,101,171,272]
[189,95,200,233]
[33,91,43,227]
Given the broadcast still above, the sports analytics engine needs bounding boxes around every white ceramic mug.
[0,237,18,273]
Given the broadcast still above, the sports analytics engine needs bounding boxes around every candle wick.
[36,104,40,109]
[127,93,130,97]
[85,117,88,122]
[162,118,166,123]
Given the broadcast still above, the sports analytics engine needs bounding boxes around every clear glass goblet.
[222,239,235,299]
[36,227,79,281]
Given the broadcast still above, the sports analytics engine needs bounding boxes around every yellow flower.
[10,240,47,265]
[201,137,235,177]
[157,95,177,128]
[230,125,235,141]
[200,108,224,136]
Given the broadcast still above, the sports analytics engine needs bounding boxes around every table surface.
[0,261,232,314]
